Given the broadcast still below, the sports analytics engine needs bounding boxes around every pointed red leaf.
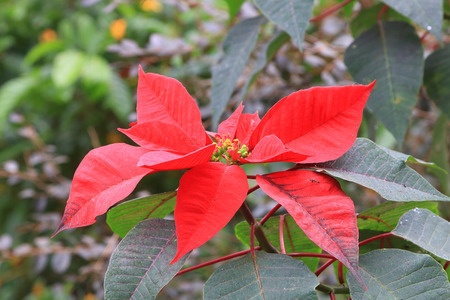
[138,144,216,170]
[244,135,308,163]
[53,144,152,236]
[119,121,204,153]
[256,170,362,283]
[249,82,375,163]
[218,104,261,144]
[136,67,206,146]
[172,163,248,262]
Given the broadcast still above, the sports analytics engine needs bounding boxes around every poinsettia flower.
[54,66,374,282]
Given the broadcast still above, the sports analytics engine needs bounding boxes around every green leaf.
[106,191,176,238]
[204,252,319,300]
[393,208,450,260]
[211,16,264,128]
[0,76,36,133]
[380,145,447,176]
[23,40,66,65]
[347,249,450,299]
[52,49,85,88]
[104,219,188,300]
[238,31,290,101]
[312,138,450,201]
[254,0,314,50]
[344,21,423,145]
[235,215,321,271]
[358,201,439,232]
[429,114,449,194]
[381,0,443,41]
[424,44,450,117]
[225,0,245,20]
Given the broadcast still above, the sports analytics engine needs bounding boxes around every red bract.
[54,66,374,282]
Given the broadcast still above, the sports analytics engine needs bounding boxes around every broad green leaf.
[238,31,290,101]
[104,219,188,300]
[235,215,321,271]
[211,16,264,128]
[393,208,450,260]
[254,0,314,50]
[344,21,423,145]
[52,49,85,88]
[429,114,449,194]
[81,55,112,100]
[424,44,450,117]
[106,191,176,238]
[105,72,134,122]
[225,0,245,20]
[313,138,450,201]
[204,252,319,300]
[347,249,450,299]
[358,201,439,232]
[381,0,443,41]
[0,76,36,133]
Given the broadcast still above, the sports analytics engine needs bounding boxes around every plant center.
[211,134,249,164]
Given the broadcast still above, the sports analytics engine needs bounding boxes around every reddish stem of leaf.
[338,262,344,284]
[359,232,393,247]
[357,214,393,230]
[247,184,260,195]
[260,204,282,225]
[247,175,256,180]
[310,0,353,23]
[444,261,450,271]
[289,252,335,259]
[330,293,336,300]
[279,214,286,254]
[176,246,261,276]
[315,258,337,277]
[420,31,429,43]
[377,4,389,23]
[250,223,256,254]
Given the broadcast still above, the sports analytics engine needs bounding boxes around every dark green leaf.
[204,252,319,300]
[424,44,450,117]
[358,201,439,232]
[238,31,290,101]
[211,16,264,128]
[381,0,443,41]
[344,21,423,145]
[235,215,321,271]
[0,76,36,133]
[393,208,450,260]
[104,219,188,300]
[254,0,314,50]
[347,249,450,299]
[312,138,450,201]
[106,191,176,238]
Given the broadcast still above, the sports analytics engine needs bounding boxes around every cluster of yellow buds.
[211,134,249,164]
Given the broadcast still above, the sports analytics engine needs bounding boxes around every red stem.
[315,258,337,277]
[310,0,353,23]
[289,252,334,259]
[176,246,261,276]
[377,4,389,23]
[444,261,450,270]
[279,214,286,254]
[260,204,282,225]
[359,232,393,247]
[247,184,260,195]
[330,293,336,300]
[338,262,344,284]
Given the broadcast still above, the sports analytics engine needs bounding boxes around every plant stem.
[260,203,282,225]
[239,203,279,253]
[310,0,353,23]
[315,283,349,295]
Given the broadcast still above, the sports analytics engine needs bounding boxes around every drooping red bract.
[54,66,374,279]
